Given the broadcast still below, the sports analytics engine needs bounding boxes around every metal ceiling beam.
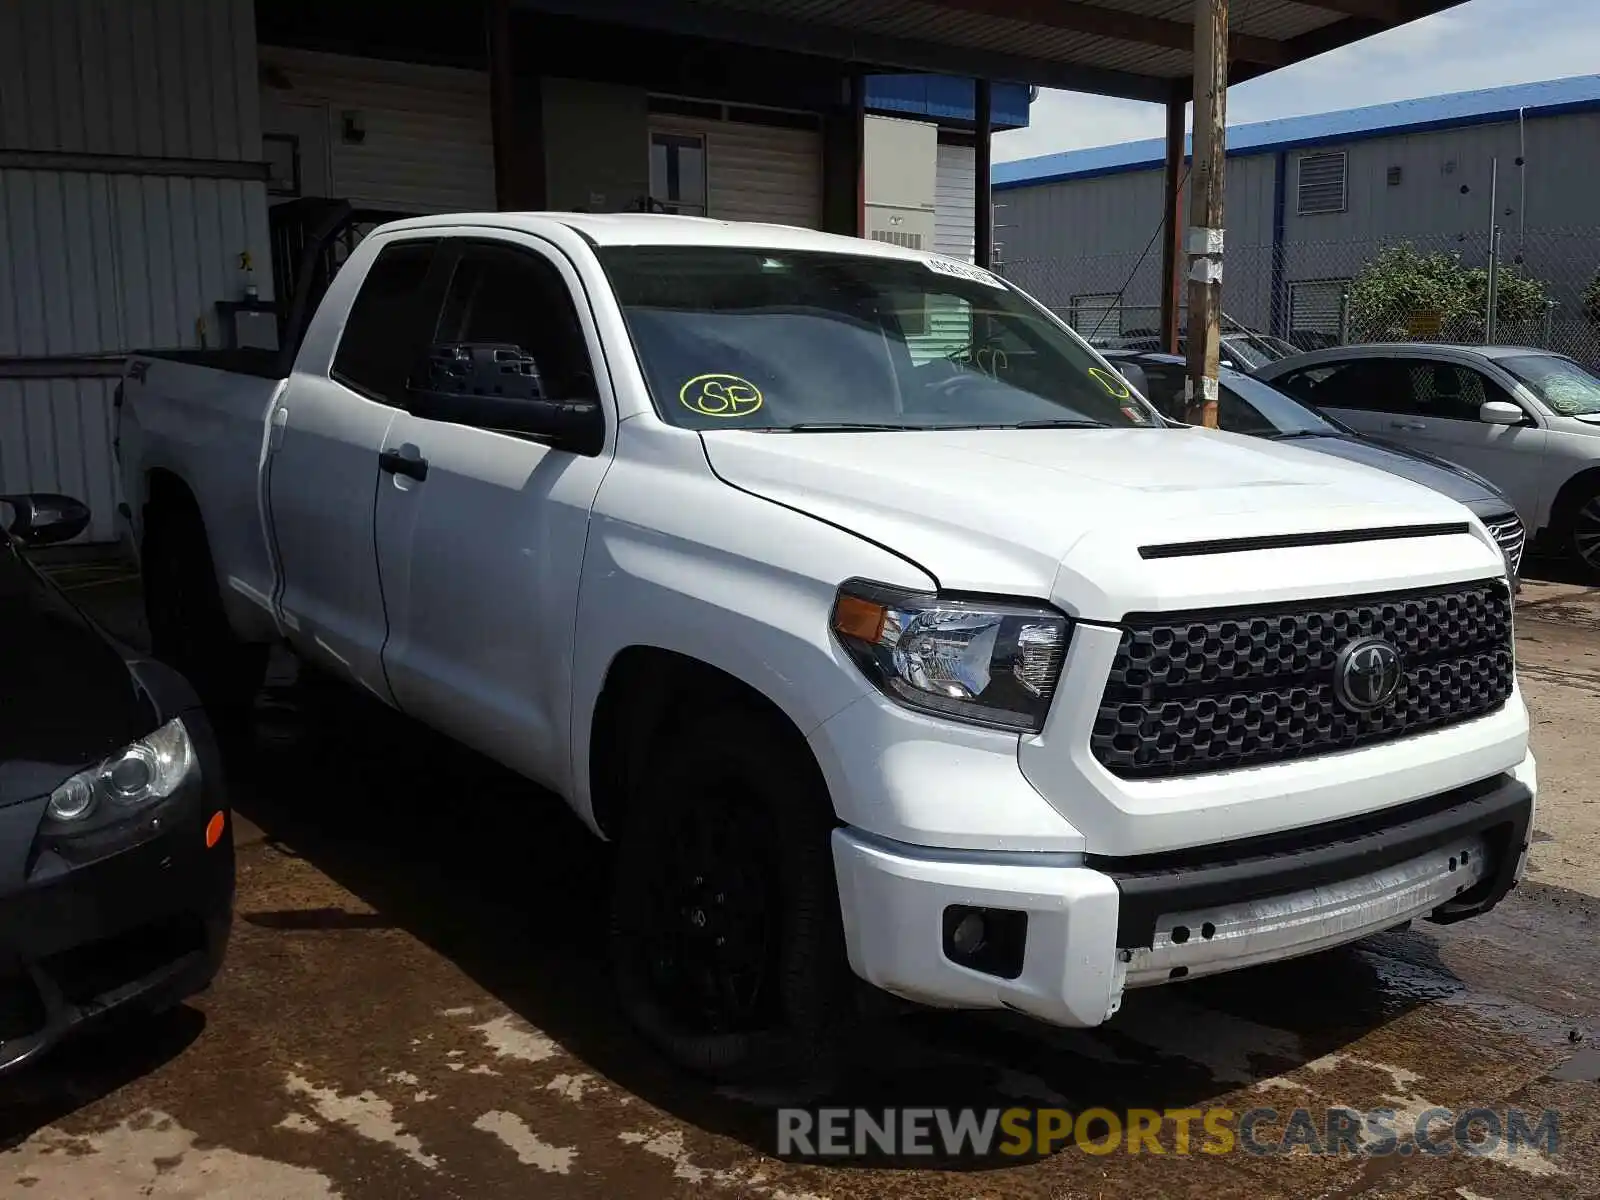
[924,0,1286,65]
[1285,0,1402,19]
[515,0,1179,100]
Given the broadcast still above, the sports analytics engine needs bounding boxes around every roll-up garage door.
[649,111,821,229]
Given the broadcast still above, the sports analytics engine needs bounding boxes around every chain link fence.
[1001,226,1600,367]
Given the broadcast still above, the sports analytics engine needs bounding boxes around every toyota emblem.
[1333,637,1403,713]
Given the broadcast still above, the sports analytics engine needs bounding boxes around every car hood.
[1279,433,1510,513]
[0,542,155,798]
[701,427,1494,618]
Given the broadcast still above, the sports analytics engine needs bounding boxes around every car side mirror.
[0,493,91,547]
[1479,400,1525,426]
[408,342,604,456]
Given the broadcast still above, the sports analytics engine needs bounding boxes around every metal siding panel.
[165,177,202,346]
[232,0,263,158]
[48,1,87,153]
[178,0,217,161]
[101,0,141,156]
[0,3,27,148]
[0,379,119,542]
[139,175,181,346]
[126,0,166,157]
[113,175,153,348]
[259,47,496,214]
[935,141,975,261]
[75,0,112,155]
[20,2,58,149]
[0,178,18,356]
[154,0,190,157]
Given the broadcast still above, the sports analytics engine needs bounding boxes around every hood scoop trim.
[1140,521,1469,561]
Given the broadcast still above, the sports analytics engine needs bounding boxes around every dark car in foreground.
[0,492,233,1074]
[1103,351,1527,579]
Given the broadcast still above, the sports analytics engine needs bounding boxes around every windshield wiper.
[775,422,930,432]
[1011,418,1113,429]
[1266,429,1329,440]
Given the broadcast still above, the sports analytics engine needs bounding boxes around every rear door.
[1272,356,1411,439]
[268,236,446,700]
[372,234,613,792]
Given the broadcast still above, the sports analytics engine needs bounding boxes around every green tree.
[1347,243,1548,342]
[1584,269,1600,327]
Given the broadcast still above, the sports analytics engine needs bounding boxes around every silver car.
[1257,344,1600,576]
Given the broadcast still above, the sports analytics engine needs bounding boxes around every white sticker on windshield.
[923,255,1006,290]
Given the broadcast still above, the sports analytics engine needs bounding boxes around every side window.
[430,243,596,404]
[1281,360,1413,414]
[1402,362,1512,421]
[1136,364,1187,419]
[331,240,439,405]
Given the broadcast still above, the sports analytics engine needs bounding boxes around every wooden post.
[486,0,544,210]
[974,79,993,268]
[1159,93,1187,356]
[1184,0,1227,428]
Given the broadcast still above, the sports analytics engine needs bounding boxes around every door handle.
[379,448,429,481]
[1389,421,1426,432]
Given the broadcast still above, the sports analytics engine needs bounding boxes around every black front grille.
[1091,580,1515,779]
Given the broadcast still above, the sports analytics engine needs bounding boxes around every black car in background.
[0,492,233,1074]
[1103,351,1527,579]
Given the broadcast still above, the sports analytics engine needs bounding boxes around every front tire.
[609,710,854,1084]
[1569,484,1600,580]
[141,501,268,719]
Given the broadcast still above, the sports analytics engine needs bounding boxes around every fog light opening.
[942,905,1028,980]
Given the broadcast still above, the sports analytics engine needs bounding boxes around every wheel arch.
[585,646,832,842]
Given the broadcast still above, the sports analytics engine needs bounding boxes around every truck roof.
[376,211,954,264]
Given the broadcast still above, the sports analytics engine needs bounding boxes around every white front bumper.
[831,750,1536,1027]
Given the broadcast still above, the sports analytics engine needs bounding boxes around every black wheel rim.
[1576,497,1600,571]
[634,785,781,1036]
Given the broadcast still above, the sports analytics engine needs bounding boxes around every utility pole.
[1184,0,1228,428]
[1485,156,1501,345]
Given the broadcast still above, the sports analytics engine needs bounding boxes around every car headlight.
[45,718,194,826]
[831,581,1071,733]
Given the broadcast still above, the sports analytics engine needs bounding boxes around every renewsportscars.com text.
[775,1106,1560,1161]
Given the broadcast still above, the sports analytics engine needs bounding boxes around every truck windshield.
[598,247,1163,432]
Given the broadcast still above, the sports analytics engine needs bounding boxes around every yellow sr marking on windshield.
[1087,367,1131,399]
[680,373,764,418]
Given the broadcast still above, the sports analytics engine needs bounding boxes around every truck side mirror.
[407,342,605,456]
[0,493,91,547]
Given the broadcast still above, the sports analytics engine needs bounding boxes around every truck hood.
[700,427,1496,619]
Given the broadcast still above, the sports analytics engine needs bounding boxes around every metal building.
[995,74,1600,355]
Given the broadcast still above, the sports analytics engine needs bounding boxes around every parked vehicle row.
[1102,350,1527,579]
[1256,344,1600,576]
[108,213,1533,1082]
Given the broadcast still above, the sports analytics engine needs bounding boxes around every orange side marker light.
[205,811,227,849]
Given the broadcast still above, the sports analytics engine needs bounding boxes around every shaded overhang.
[515,0,1471,103]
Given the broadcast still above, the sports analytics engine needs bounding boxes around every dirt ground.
[1,564,1597,1199]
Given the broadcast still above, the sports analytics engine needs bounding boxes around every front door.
[268,236,442,700]
[372,235,612,791]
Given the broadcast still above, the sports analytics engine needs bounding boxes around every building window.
[649,131,707,217]
[1288,279,1350,341]
[1297,152,1348,215]
[264,133,301,197]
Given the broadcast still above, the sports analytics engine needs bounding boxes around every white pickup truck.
[117,212,1536,1081]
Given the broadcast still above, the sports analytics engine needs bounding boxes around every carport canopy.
[519,0,1468,101]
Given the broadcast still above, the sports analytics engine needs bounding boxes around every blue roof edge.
[994,73,1600,190]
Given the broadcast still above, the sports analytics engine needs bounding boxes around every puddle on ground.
[1548,1046,1600,1083]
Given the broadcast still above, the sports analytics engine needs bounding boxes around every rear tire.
[141,501,268,720]
[609,710,855,1085]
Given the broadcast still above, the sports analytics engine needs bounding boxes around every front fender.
[567,425,933,834]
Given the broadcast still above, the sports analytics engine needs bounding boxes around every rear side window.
[332,240,438,405]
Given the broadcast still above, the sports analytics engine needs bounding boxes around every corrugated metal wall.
[0,0,268,541]
[934,142,975,262]
[259,47,496,214]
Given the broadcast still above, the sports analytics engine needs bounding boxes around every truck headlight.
[45,718,195,826]
[831,581,1070,733]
